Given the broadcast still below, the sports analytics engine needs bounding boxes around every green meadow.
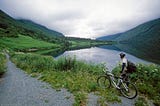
[0,35,60,52]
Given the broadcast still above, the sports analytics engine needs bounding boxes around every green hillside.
[115,18,160,42]
[115,18,160,64]
[0,10,63,37]
[0,9,67,55]
[0,9,65,44]
[18,19,63,37]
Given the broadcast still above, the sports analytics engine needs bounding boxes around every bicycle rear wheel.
[120,82,137,99]
[97,75,111,88]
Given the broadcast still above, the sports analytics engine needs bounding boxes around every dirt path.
[0,54,74,106]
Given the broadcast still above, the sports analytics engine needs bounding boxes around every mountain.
[0,10,64,39]
[117,18,160,64]
[97,33,121,41]
[115,18,160,42]
[97,18,160,42]
[97,18,160,64]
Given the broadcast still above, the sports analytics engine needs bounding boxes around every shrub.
[11,53,55,73]
[55,56,77,71]
[0,52,6,75]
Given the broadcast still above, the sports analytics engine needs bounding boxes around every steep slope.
[97,33,121,41]
[0,10,64,38]
[18,19,63,37]
[115,18,160,42]
[0,10,19,37]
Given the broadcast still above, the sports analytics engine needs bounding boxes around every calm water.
[56,46,152,70]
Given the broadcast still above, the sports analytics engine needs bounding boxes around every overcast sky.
[0,0,160,38]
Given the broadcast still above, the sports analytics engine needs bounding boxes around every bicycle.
[97,69,138,99]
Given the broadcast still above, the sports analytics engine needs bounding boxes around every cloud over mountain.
[0,0,160,38]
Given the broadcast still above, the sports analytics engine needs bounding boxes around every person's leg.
[125,73,130,86]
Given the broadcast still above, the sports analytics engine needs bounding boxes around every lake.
[56,45,152,70]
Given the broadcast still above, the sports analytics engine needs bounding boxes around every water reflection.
[57,46,152,70]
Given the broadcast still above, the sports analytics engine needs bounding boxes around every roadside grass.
[135,96,149,106]
[10,52,120,105]
[0,52,7,75]
[112,64,160,106]
[0,34,60,52]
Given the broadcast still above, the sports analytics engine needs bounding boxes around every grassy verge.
[10,52,120,106]
[0,52,7,75]
[135,96,149,106]
[112,64,160,106]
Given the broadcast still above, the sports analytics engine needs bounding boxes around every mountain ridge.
[0,9,64,38]
[97,18,160,41]
[17,19,64,37]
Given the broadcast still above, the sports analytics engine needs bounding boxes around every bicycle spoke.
[97,75,111,88]
[120,82,137,99]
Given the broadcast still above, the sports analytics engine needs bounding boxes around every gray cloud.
[0,0,160,38]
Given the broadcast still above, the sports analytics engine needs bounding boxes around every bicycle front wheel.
[97,75,111,89]
[120,82,138,99]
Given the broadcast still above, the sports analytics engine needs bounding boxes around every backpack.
[126,61,137,73]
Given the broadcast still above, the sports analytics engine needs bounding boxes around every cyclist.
[119,53,129,86]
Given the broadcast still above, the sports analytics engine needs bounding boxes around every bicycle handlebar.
[103,69,122,79]
[103,69,114,77]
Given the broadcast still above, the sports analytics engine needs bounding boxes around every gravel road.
[0,54,74,106]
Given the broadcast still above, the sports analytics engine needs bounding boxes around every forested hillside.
[115,18,160,42]
[0,10,66,44]
[97,18,160,64]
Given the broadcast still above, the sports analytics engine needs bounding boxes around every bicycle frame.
[106,71,128,91]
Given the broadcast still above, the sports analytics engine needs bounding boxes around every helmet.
[119,53,125,58]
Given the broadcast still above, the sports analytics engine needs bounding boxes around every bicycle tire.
[120,81,138,99]
[97,75,111,89]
